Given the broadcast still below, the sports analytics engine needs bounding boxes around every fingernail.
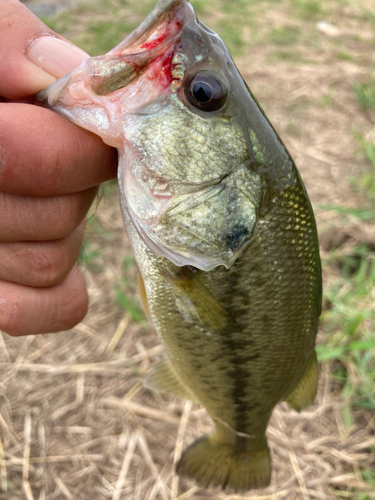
[27,36,89,79]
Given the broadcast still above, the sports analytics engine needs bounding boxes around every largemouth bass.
[38,0,322,492]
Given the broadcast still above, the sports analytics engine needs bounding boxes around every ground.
[1,0,374,499]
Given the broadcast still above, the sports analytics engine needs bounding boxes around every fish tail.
[176,423,271,493]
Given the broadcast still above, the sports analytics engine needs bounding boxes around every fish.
[37,0,322,493]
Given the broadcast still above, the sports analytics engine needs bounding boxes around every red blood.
[140,33,168,50]
[143,54,172,95]
[160,51,173,83]
[140,15,183,51]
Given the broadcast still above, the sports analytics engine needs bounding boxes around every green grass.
[190,0,214,16]
[336,51,355,61]
[319,204,375,222]
[291,0,324,18]
[73,19,137,55]
[40,11,72,34]
[317,246,375,421]
[116,286,145,322]
[318,131,375,428]
[216,19,247,57]
[116,256,144,322]
[267,49,309,63]
[221,0,251,14]
[269,26,301,46]
[361,468,375,488]
[351,134,375,205]
[352,79,375,111]
[319,91,333,108]
[80,241,104,271]
[334,490,375,500]
[359,9,375,29]
[286,122,302,137]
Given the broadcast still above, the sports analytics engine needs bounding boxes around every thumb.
[0,0,88,99]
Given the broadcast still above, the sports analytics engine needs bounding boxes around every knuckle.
[41,193,92,240]
[38,197,77,240]
[0,190,94,242]
[25,245,69,287]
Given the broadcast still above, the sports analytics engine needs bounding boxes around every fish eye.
[185,72,227,112]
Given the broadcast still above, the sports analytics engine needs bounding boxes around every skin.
[0,0,118,336]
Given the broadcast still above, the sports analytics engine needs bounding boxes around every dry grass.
[0,299,374,499]
[1,0,374,498]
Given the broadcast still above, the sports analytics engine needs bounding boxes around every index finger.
[0,103,118,196]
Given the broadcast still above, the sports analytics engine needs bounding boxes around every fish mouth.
[110,0,186,55]
[37,0,193,106]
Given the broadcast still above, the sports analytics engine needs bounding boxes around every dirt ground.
[1,0,374,499]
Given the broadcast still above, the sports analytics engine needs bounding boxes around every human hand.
[0,0,118,336]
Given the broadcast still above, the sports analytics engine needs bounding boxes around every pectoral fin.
[168,267,232,332]
[144,356,198,402]
[137,270,152,324]
[285,350,318,412]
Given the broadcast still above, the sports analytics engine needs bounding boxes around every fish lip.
[110,0,188,55]
[37,72,73,106]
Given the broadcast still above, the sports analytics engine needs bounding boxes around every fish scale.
[38,0,321,492]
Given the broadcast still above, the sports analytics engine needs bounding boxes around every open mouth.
[37,0,193,106]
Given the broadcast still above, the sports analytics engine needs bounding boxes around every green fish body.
[38,0,322,492]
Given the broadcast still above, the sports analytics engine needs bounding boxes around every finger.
[0,104,118,196]
[0,265,88,336]
[0,188,97,242]
[0,223,85,287]
[0,0,88,99]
